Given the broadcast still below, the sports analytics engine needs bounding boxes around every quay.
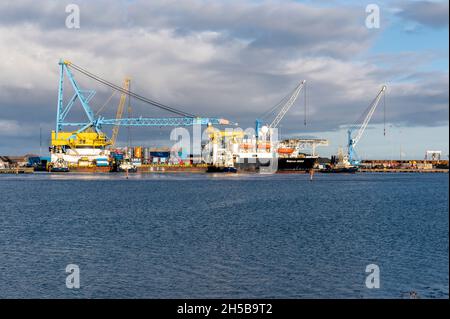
[0,167,34,174]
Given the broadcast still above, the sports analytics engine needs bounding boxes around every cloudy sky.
[0,0,448,159]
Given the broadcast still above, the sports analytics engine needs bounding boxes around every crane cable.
[68,62,196,118]
[351,86,387,138]
[259,81,303,121]
[383,89,386,136]
[260,92,290,121]
[351,94,378,132]
[304,81,307,126]
[95,89,117,116]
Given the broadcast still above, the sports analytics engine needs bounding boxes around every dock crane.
[110,78,130,147]
[347,85,387,165]
[54,59,234,145]
[256,80,306,138]
[255,80,328,156]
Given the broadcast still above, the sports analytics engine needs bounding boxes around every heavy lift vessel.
[49,60,233,171]
[205,80,328,172]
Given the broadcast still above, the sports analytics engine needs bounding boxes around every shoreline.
[1,168,448,175]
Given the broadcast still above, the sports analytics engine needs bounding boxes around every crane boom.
[269,80,306,129]
[55,59,235,142]
[352,85,386,147]
[348,85,387,164]
[98,117,232,126]
[110,78,130,147]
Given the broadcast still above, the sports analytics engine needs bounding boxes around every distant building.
[425,150,442,161]
[0,156,29,168]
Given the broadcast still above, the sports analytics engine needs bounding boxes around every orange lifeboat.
[277,148,294,154]
[257,143,271,151]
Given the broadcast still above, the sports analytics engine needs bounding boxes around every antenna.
[39,125,42,156]
[383,88,386,136]
[304,81,307,126]
[127,80,132,148]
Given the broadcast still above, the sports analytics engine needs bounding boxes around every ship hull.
[50,167,70,173]
[234,157,317,172]
[207,166,237,173]
[235,158,273,172]
[320,167,358,173]
[277,157,317,171]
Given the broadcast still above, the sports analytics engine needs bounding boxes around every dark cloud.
[0,0,373,58]
[397,0,449,28]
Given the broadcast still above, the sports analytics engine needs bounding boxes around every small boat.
[320,148,358,173]
[50,158,69,172]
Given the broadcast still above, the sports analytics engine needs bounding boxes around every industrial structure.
[3,60,442,175]
[425,150,442,161]
[110,78,131,148]
[204,80,329,172]
[347,85,387,165]
[2,64,448,175]
[50,60,233,170]
[322,85,387,173]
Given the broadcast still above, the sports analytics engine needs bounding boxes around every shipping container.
[150,151,170,158]
[134,146,142,159]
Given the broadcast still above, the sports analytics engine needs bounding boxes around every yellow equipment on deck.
[207,126,245,144]
[51,131,111,149]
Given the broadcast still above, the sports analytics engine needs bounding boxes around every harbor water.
[0,173,448,298]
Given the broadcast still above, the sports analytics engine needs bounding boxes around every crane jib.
[348,85,387,165]
[54,60,234,141]
[269,80,306,129]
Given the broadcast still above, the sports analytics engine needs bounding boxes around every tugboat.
[321,148,358,173]
[205,146,237,173]
[50,158,70,172]
[321,164,358,173]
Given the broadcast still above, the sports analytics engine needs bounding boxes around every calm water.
[0,172,448,298]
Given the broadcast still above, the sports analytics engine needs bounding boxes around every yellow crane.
[110,78,131,147]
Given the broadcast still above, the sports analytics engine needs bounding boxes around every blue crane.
[55,60,233,140]
[255,80,306,138]
[347,85,387,165]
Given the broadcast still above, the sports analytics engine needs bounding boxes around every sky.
[0,0,448,159]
